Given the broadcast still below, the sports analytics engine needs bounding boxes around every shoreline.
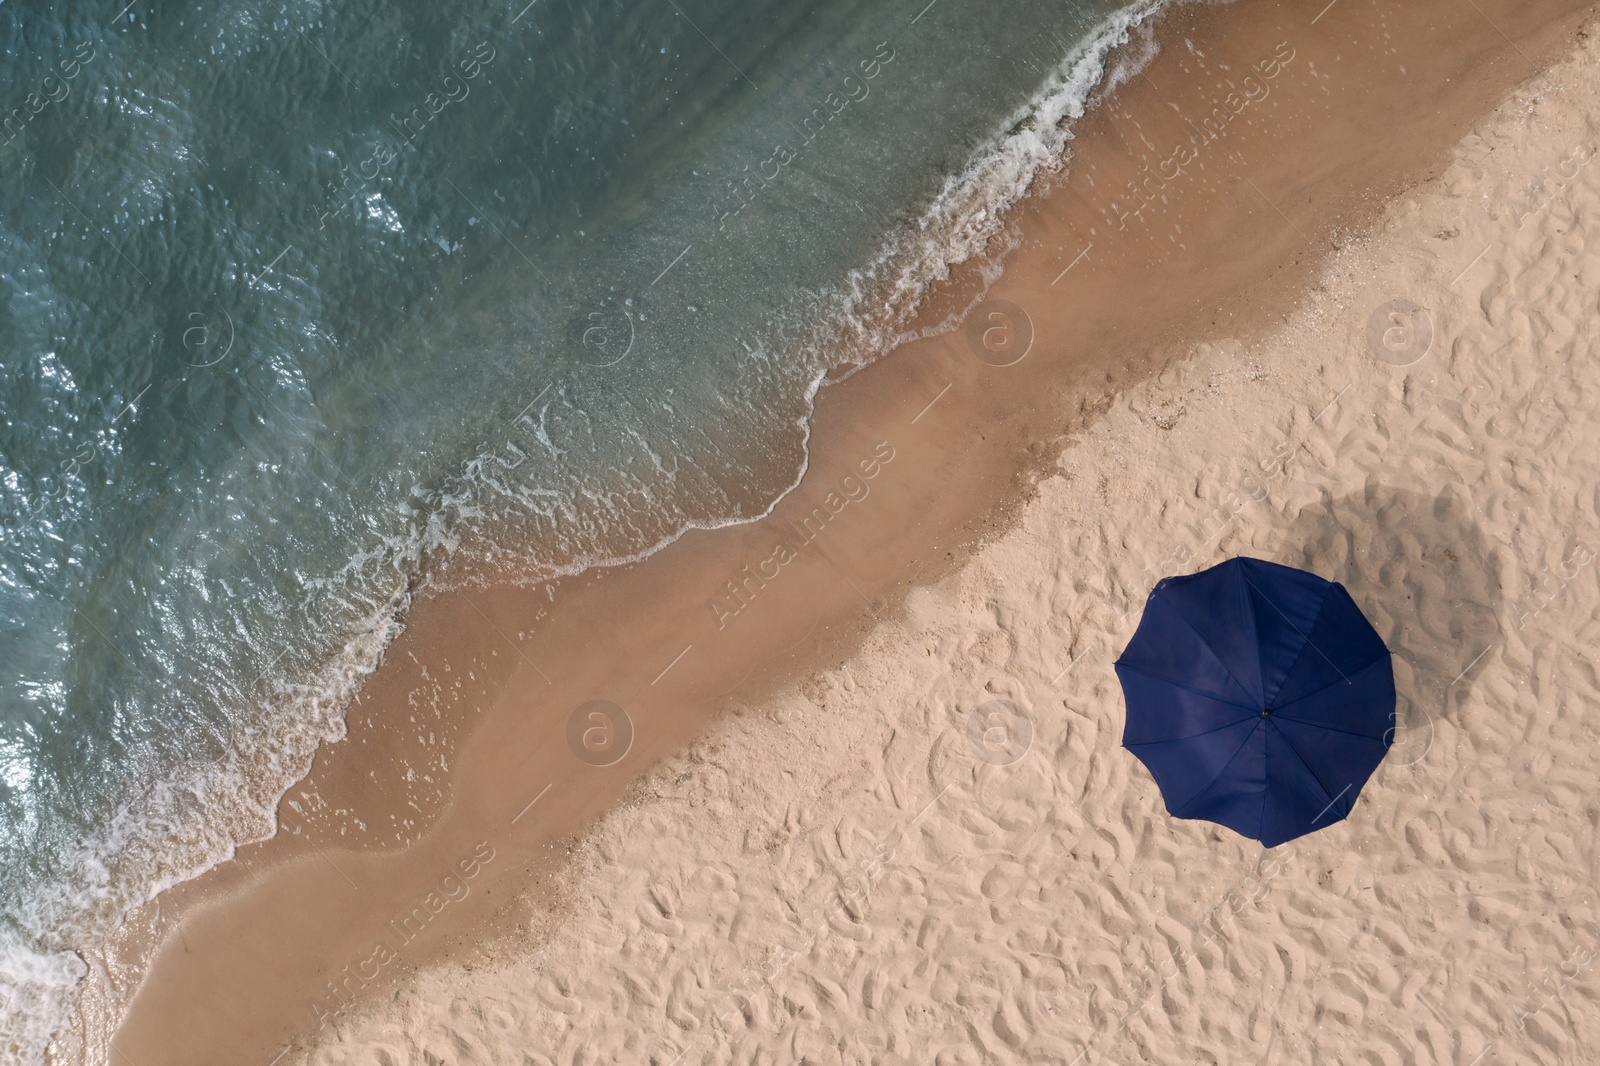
[85,0,1595,1062]
[296,21,1600,1061]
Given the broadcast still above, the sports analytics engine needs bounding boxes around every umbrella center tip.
[1261,707,1273,717]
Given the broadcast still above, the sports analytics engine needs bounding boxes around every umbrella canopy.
[1115,556,1394,846]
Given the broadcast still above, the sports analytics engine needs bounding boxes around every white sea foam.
[823,0,1173,374]
[7,582,410,1066]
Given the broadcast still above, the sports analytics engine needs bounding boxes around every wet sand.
[90,0,1594,1062]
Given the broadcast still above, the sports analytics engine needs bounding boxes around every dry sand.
[286,20,1600,1066]
[90,0,1600,1063]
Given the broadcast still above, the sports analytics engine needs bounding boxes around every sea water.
[0,0,1164,1057]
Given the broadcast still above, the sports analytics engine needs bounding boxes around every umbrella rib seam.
[1258,730,1271,842]
[1114,662,1257,712]
[1272,657,1393,728]
[1124,713,1261,747]
[1171,719,1264,818]
[1270,722,1342,813]
[1137,596,1259,708]
[1257,577,1331,709]
[1272,714,1392,744]
[1241,560,1267,709]
[1243,572,1352,691]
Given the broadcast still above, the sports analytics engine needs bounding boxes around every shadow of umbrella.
[1275,483,1504,772]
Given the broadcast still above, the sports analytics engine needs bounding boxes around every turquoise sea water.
[0,0,1163,1056]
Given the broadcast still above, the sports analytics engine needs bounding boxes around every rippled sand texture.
[293,33,1600,1066]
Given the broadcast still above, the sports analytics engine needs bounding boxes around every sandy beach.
[81,0,1600,1062]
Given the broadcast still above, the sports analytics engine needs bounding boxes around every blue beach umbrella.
[1115,557,1395,846]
